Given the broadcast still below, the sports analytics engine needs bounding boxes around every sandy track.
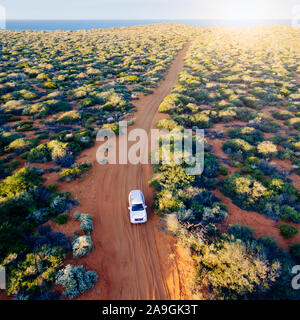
[60,41,194,300]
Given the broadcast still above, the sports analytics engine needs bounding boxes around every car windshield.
[132,203,144,211]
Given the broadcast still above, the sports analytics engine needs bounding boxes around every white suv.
[128,190,148,224]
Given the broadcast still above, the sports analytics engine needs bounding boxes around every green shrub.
[47,140,68,160]
[126,75,140,82]
[54,214,69,225]
[218,108,237,121]
[0,132,23,149]
[79,97,97,107]
[221,174,267,211]
[44,81,57,89]
[189,112,211,128]
[156,118,182,131]
[2,100,27,115]
[37,132,49,140]
[57,111,81,124]
[6,138,35,154]
[280,206,300,223]
[272,110,293,120]
[3,246,64,297]
[158,93,183,113]
[228,224,255,241]
[102,123,120,135]
[241,95,261,109]
[46,184,58,193]
[23,102,49,117]
[0,167,41,201]
[259,236,278,249]
[27,144,50,163]
[222,139,255,156]
[288,117,300,129]
[280,224,299,239]
[227,127,263,145]
[58,162,91,182]
[153,189,182,215]
[197,239,280,299]
[219,166,228,176]
[16,121,34,132]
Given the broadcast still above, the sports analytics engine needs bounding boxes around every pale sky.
[0,0,298,20]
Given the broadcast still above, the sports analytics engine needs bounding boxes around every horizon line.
[5,18,292,21]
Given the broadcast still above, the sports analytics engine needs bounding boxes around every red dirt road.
[56,42,195,300]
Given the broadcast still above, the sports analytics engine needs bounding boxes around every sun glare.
[217,0,273,20]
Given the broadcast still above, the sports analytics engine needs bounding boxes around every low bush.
[257,141,277,158]
[0,167,41,201]
[222,139,255,157]
[258,236,278,249]
[156,118,183,131]
[158,93,184,113]
[250,117,281,133]
[280,224,299,239]
[43,192,74,218]
[78,213,93,234]
[47,140,68,160]
[54,153,76,168]
[23,102,49,117]
[32,230,71,251]
[44,81,57,89]
[189,112,211,128]
[221,174,267,211]
[228,224,255,242]
[153,189,182,215]
[57,111,81,124]
[219,166,228,176]
[58,162,91,182]
[197,239,280,299]
[72,235,93,258]
[201,205,228,224]
[227,127,263,145]
[3,246,64,297]
[16,121,34,132]
[272,110,293,120]
[6,138,35,154]
[218,108,237,121]
[28,144,51,163]
[46,184,58,193]
[101,123,120,135]
[54,214,69,225]
[288,117,300,129]
[55,264,98,299]
[280,206,300,223]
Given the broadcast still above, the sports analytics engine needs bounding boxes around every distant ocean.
[5,19,292,31]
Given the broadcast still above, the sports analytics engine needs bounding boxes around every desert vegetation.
[1,22,300,300]
[0,23,195,299]
[150,26,300,300]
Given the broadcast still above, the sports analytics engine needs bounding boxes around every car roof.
[130,190,143,204]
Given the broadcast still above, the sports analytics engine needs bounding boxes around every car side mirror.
[144,205,147,209]
[128,207,130,210]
